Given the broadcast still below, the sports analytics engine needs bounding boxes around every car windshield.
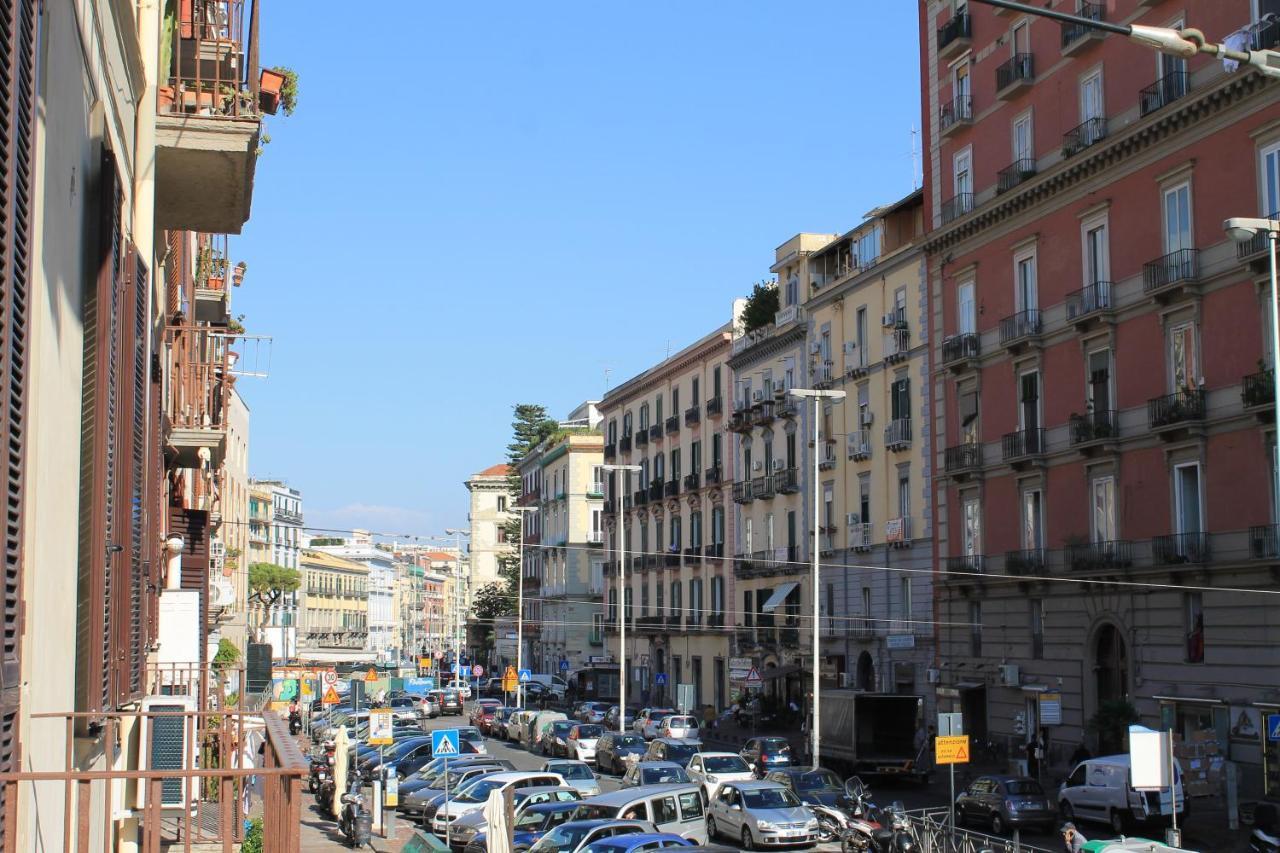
[650,710,674,722]
[616,735,645,748]
[575,725,603,739]
[391,740,428,758]
[459,729,482,742]
[703,756,750,773]
[553,763,594,780]
[743,788,802,809]
[794,770,843,792]
[515,810,548,831]
[643,766,690,784]
[760,739,791,753]
[531,825,591,852]
[667,717,696,728]
[455,778,504,804]
[1004,780,1045,796]
[552,723,574,737]
[664,744,698,763]
[443,691,459,700]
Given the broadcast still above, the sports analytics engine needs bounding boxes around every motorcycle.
[289,710,303,736]
[1252,801,1280,853]
[315,777,335,813]
[838,777,885,853]
[861,802,916,853]
[338,785,372,848]
[308,750,334,794]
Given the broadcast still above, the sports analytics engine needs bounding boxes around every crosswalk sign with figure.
[518,669,532,684]
[432,729,460,757]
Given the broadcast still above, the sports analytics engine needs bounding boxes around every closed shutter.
[120,248,150,704]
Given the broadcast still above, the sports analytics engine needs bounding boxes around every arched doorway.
[856,651,875,691]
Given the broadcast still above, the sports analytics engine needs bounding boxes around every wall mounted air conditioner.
[210,577,236,608]
[752,461,764,472]
[773,380,786,394]
[882,312,897,327]
[861,411,874,426]
[843,342,857,355]
[926,667,941,684]
[846,513,861,527]
[809,341,822,354]
[753,390,766,402]
[138,694,198,809]
[999,663,1020,687]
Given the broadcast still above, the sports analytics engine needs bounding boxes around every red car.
[470,699,502,733]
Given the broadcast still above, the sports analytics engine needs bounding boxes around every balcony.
[1061,117,1109,158]
[779,627,800,648]
[604,442,617,461]
[1236,211,1278,269]
[166,341,229,468]
[995,53,1035,99]
[587,480,605,498]
[1147,389,1206,434]
[664,479,680,498]
[684,545,702,560]
[884,329,911,364]
[1243,370,1275,414]
[753,474,775,500]
[634,489,649,507]
[1061,2,1106,54]
[939,96,974,138]
[683,472,701,491]
[637,616,664,631]
[753,400,776,425]
[1067,539,1134,571]
[1143,248,1200,300]
[663,552,680,568]
[619,434,632,453]
[1005,548,1045,576]
[775,304,806,328]
[705,466,723,486]
[648,480,664,501]
[1139,72,1189,117]
[665,415,680,435]
[735,627,758,649]
[776,397,799,419]
[944,443,982,479]
[814,360,835,389]
[1152,532,1210,565]
[1249,524,1280,560]
[1066,281,1114,328]
[706,543,725,559]
[884,418,912,452]
[684,405,701,426]
[587,531,604,546]
[192,235,232,323]
[819,443,838,471]
[732,481,754,504]
[847,430,871,462]
[640,426,654,445]
[886,516,911,548]
[848,523,872,552]
[728,410,753,433]
[937,11,972,59]
[945,554,985,574]
[1069,409,1118,452]
[941,193,974,224]
[997,158,1037,194]
[942,333,980,371]
[645,554,661,569]
[706,396,724,417]
[1001,428,1046,467]
[999,309,1042,350]
[774,467,800,494]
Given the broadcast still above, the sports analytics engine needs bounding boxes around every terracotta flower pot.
[207,276,225,291]
[258,69,285,115]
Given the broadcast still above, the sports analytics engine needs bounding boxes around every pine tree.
[497,404,559,589]
[740,280,780,332]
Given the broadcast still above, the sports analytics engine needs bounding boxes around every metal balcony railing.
[885,418,912,450]
[727,410,752,432]
[1062,116,1108,157]
[684,545,702,559]
[1002,427,1045,460]
[774,467,800,493]
[999,309,1042,344]
[754,474,775,499]
[636,428,650,447]
[732,481,754,504]
[942,333,980,365]
[884,329,911,361]
[1005,548,1045,576]
[1070,409,1117,444]
[997,158,1037,193]
[683,472,701,491]
[1148,389,1206,429]
[1066,280,1113,321]
[944,443,982,473]
[941,193,974,224]
[162,0,261,118]
[634,489,648,507]
[1140,71,1189,116]
[1249,524,1280,559]
[685,405,701,426]
[664,479,680,498]
[648,480,664,501]
[1237,212,1278,261]
[666,415,680,435]
[847,430,871,461]
[705,465,722,486]
[939,95,974,134]
[1243,370,1275,408]
[848,523,872,550]
[1061,1,1105,48]
[776,397,799,418]
[945,554,985,574]
[938,11,972,51]
[753,401,776,424]
[996,53,1035,92]
[706,543,724,559]
[1152,532,1210,564]
[619,434,632,453]
[1067,539,1133,571]
[706,396,723,417]
[1143,248,1200,293]
[604,442,617,460]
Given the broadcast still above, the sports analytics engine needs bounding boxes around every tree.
[497,404,559,588]
[1087,699,1140,754]
[740,280,780,332]
[471,582,513,622]
[248,562,300,635]
[212,638,241,669]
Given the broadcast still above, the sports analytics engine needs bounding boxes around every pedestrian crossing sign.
[322,686,341,704]
[518,669,532,684]
[1268,713,1280,742]
[432,729,460,757]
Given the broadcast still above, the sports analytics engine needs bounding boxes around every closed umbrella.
[483,788,513,853]
[332,726,349,819]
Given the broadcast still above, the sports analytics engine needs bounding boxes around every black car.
[593,731,648,775]
[396,757,514,801]
[740,737,793,776]
[439,689,464,716]
[540,720,577,757]
[955,774,1055,834]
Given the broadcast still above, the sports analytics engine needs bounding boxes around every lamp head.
[1224,217,1280,242]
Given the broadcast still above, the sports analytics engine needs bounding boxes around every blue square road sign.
[1267,714,1280,742]
[518,669,532,683]
[431,729,461,757]
[655,673,668,685]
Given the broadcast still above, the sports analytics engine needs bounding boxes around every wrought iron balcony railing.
[1139,71,1189,117]
[1066,280,1113,322]
[1148,389,1206,429]
[997,158,1037,193]
[938,11,972,52]
[996,53,1035,93]
[1067,539,1133,571]
[1062,116,1108,157]
[705,396,723,417]
[685,405,701,426]
[1143,248,1200,293]
[1152,532,1209,565]
[941,193,974,224]
[1243,370,1275,408]
[999,309,1042,344]
[1005,548,1045,576]
[1070,409,1117,445]
[939,95,974,134]
[1001,427,1045,461]
[1061,1,1105,50]
[942,333,980,366]
[944,443,982,474]
[945,554,985,574]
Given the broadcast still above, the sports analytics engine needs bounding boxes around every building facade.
[219,385,252,651]
[921,0,1280,795]
[464,463,515,594]
[298,550,371,663]
[311,530,398,662]
[600,323,737,711]
[800,190,935,711]
[249,478,304,659]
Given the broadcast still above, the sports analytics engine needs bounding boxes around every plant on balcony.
[740,280,779,333]
[232,260,247,287]
[241,818,263,853]
[259,66,299,116]
[212,637,241,670]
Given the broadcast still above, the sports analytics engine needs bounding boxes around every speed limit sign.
[322,670,337,687]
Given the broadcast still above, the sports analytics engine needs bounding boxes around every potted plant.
[232,260,247,287]
[259,66,298,116]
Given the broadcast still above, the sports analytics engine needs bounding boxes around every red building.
[920,0,1280,797]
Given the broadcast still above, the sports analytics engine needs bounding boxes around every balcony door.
[1015,253,1038,313]
[953,60,971,104]
[1012,19,1030,56]
[891,378,911,422]
[1013,112,1033,163]
[1080,70,1104,123]
[787,511,797,561]
[1019,371,1041,436]
[1174,463,1203,537]
[1169,323,1198,394]
[1263,142,1280,217]
[1022,489,1044,552]
[958,281,976,334]
[1092,477,1116,544]
[1163,183,1193,254]
[962,497,982,557]
[1087,348,1112,415]
[954,149,972,200]
[856,307,868,365]
[1084,221,1109,286]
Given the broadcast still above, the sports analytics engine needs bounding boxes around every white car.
[659,714,700,740]
[567,723,604,762]
[449,680,472,699]
[633,708,676,740]
[686,752,755,798]
[432,771,567,837]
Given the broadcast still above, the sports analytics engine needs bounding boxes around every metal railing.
[732,481,754,504]
[885,418,912,449]
[753,400,776,424]
[664,479,679,497]
[848,523,872,550]
[941,193,974,224]
[704,465,722,485]
[996,157,1037,193]
[683,472,701,490]
[1143,247,1200,292]
[884,328,911,361]
[945,554,985,575]
[665,415,679,435]
[1005,548,1045,575]
[1238,211,1279,260]
[1066,280,1113,320]
[753,474,775,499]
[996,52,1035,91]
[999,309,1041,343]
[162,0,261,119]
[684,405,700,425]
[847,430,871,460]
[902,808,1057,853]
[1249,524,1280,559]
[619,434,632,452]
[1243,369,1275,407]
[648,480,664,501]
[942,332,979,364]
[1061,1,1104,47]
[938,11,972,51]
[637,427,650,446]
[773,467,800,493]
[1002,427,1045,460]
[1062,116,1108,156]
[1152,531,1210,564]
[939,95,973,133]
[1069,409,1117,444]
[1067,539,1133,571]
[1148,388,1206,428]
[1140,71,1190,116]
[705,396,723,417]
[944,443,981,473]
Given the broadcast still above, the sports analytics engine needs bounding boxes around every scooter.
[315,777,335,813]
[1252,801,1280,853]
[289,710,303,736]
[862,803,916,853]
[338,784,372,848]
[308,749,334,794]
[838,777,885,852]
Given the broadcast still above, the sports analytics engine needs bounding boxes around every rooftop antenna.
[604,367,613,392]
[910,125,921,190]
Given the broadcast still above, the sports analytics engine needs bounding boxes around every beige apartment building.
[799,190,934,710]
[601,323,736,711]
[298,550,371,663]
[465,463,515,593]
[218,386,252,651]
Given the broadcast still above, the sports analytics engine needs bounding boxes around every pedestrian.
[1025,735,1038,778]
[1034,727,1048,776]
[1061,822,1087,853]
[702,703,716,731]
[1069,742,1091,766]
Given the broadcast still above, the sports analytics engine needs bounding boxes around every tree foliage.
[740,280,780,332]
[247,562,300,610]
[497,404,559,589]
[213,638,241,669]
[1087,699,1140,754]
[308,537,343,546]
[471,581,513,622]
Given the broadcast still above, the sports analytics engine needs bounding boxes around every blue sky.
[233,2,922,538]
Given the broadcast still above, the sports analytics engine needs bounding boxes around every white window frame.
[1091,476,1117,543]
[1013,245,1038,312]
[958,280,976,335]
[1018,368,1041,432]
[1173,462,1204,535]
[1086,347,1113,412]
[1260,139,1280,217]
[1011,18,1031,55]
[1080,68,1104,122]
[1162,181,1194,255]
[1081,212,1110,286]
[954,146,973,198]
[1012,109,1034,162]
[1168,321,1199,394]
[1022,489,1044,551]
[962,496,982,556]
[952,58,972,102]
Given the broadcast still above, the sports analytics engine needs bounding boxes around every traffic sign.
[473,665,484,678]
[457,665,471,679]
[364,668,378,683]
[450,662,458,674]
[559,659,570,671]
[1268,714,1280,742]
[935,735,970,765]
[368,710,394,745]
[322,670,338,687]
[518,669,532,684]
[322,686,341,704]
[744,666,762,686]
[431,729,461,757]
[654,672,668,686]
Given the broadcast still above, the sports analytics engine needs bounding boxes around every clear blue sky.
[234,2,922,538]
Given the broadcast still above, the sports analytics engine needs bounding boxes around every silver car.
[542,759,601,797]
[447,784,582,847]
[706,780,819,849]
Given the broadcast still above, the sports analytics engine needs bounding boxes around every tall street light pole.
[445,527,471,678]
[1226,217,1280,518]
[789,387,846,769]
[509,506,538,708]
[602,463,642,734]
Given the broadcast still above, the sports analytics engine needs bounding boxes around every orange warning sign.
[935,734,970,765]
[322,686,341,704]
[364,668,378,683]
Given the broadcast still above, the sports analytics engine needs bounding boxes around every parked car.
[417,694,442,719]
[439,689,465,716]
[432,771,569,837]
[448,679,473,700]
[956,774,1056,835]
[595,732,650,775]
[739,737,794,777]
[687,752,755,798]
[397,757,514,803]
[526,819,654,853]
[579,833,694,853]
[543,759,602,797]
[459,801,581,853]
[470,699,501,730]
[705,780,818,850]
[567,724,605,762]
[480,677,506,698]
[525,711,569,751]
[578,702,611,724]
[763,766,846,809]
[633,708,676,740]
[658,715,700,740]
[604,706,637,731]
[457,726,487,755]
[1058,755,1185,835]
[641,738,702,768]
[399,765,510,822]
[540,720,578,757]
[570,784,709,843]
[388,694,422,723]
[492,706,519,739]
[622,761,692,788]
[448,785,582,848]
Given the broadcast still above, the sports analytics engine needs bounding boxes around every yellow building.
[800,189,934,705]
[298,550,371,663]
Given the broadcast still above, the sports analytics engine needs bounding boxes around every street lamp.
[508,506,538,708]
[444,527,471,681]
[1225,217,1280,517]
[789,387,846,769]
[602,462,642,734]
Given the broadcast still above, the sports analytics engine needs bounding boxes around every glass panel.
[1085,224,1108,284]
[1014,115,1032,161]
[963,499,981,555]
[958,282,976,334]
[1164,185,1192,253]
[1176,464,1202,534]
[1017,256,1037,311]
[1092,478,1115,542]
[1081,73,1103,121]
[1264,146,1280,216]
[1023,490,1043,550]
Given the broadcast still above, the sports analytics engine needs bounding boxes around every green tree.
[470,581,513,622]
[1087,699,1140,754]
[497,404,559,588]
[740,280,780,332]
[212,638,241,669]
[248,562,301,634]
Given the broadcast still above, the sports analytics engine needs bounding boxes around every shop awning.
[761,582,799,613]
[761,663,811,680]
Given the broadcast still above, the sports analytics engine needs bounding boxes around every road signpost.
[935,719,969,834]
[518,669,531,684]
[654,672,667,686]
[433,729,461,848]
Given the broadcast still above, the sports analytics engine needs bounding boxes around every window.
[1015,250,1038,312]
[970,600,982,657]
[623,412,633,436]
[642,581,651,616]
[1019,371,1040,434]
[670,516,681,552]
[856,224,882,268]
[655,578,663,616]
[958,281,976,335]
[608,589,617,621]
[954,148,972,199]
[891,378,911,421]
[690,511,703,547]
[690,579,702,623]
[1013,111,1033,162]
[1174,463,1203,535]
[671,448,681,480]
[1163,182,1193,254]
[743,590,754,626]
[1262,141,1280,217]
[900,576,912,622]
[1080,69,1104,122]
[1023,489,1044,551]
[1084,219,1109,285]
[785,273,799,306]
[1030,599,1044,660]
[1169,322,1198,394]
[960,387,979,445]
[711,433,722,469]
[743,517,753,554]
[591,508,602,540]
[691,375,700,405]
[713,365,722,398]
[858,474,871,527]
[678,790,703,819]
[1088,348,1112,413]
[671,581,682,620]
[1185,591,1204,663]
[898,470,911,520]
[711,506,724,547]
[954,59,971,103]
[639,404,650,430]
[672,386,680,414]
[856,307,868,363]
[1092,477,1116,542]
[690,441,701,476]
[608,419,617,444]
[497,495,508,512]
[962,496,981,556]
[786,432,797,468]
[823,483,835,533]
[655,394,663,424]
[711,575,724,615]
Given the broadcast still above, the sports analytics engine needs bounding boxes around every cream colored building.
[800,190,934,709]
[298,550,372,663]
[599,323,737,711]
[465,464,515,594]
[217,386,252,652]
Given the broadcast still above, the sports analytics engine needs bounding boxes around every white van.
[570,783,710,844]
[1058,754,1185,834]
[528,673,569,697]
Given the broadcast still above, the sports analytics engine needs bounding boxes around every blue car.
[578,833,693,852]
[460,801,580,853]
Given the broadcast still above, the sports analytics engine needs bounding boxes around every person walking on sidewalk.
[914,724,935,773]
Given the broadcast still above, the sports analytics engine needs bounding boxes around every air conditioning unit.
[809,341,822,354]
[846,512,861,527]
[752,390,766,402]
[882,312,897,327]
[138,694,198,809]
[926,667,941,684]
[999,663,1020,687]
[772,459,786,472]
[752,461,764,472]
[861,411,874,426]
[773,380,786,394]
[210,577,236,608]
[843,342,857,355]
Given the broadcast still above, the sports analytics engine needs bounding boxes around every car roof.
[732,780,788,791]
[546,759,591,768]
[527,800,583,814]
[696,752,744,760]
[652,737,701,745]
[515,784,579,796]
[478,771,563,783]
[584,784,700,804]
[1082,754,1131,767]
[558,819,652,830]
[589,834,689,851]
[635,761,683,769]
